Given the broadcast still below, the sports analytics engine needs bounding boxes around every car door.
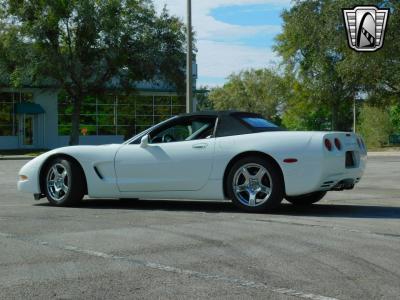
[115,116,217,192]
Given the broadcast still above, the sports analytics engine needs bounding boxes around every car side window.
[150,117,216,144]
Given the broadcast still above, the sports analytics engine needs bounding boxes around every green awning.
[15,103,45,114]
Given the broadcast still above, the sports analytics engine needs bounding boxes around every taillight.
[324,139,332,151]
[334,138,341,150]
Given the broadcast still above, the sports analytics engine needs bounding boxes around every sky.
[154,0,291,87]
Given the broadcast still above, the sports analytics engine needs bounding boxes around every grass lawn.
[368,146,400,152]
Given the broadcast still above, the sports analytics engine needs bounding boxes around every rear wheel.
[44,158,85,206]
[227,156,284,212]
[285,191,327,206]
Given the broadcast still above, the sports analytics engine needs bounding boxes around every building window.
[58,92,185,140]
[0,92,33,136]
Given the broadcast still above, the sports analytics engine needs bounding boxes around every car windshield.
[124,116,178,144]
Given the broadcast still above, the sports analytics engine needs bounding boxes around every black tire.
[285,191,327,206]
[43,157,85,206]
[226,156,284,212]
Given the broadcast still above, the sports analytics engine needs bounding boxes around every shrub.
[389,104,400,134]
[358,105,393,148]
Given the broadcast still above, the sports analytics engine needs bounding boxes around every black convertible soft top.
[179,110,283,137]
[129,110,282,144]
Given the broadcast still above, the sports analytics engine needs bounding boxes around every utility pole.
[353,98,356,132]
[186,0,193,113]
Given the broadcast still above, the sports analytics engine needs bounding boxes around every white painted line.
[0,231,339,300]
[0,204,31,207]
[253,219,400,239]
[63,247,340,300]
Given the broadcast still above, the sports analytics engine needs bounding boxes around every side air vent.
[94,166,103,179]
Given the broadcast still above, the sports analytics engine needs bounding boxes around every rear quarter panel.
[211,131,324,196]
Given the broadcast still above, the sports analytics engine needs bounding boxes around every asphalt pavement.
[1,156,400,300]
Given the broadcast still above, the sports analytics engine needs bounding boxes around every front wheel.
[43,158,85,206]
[285,191,327,206]
[226,156,284,212]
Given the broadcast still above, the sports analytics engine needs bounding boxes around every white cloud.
[197,40,279,78]
[154,0,290,86]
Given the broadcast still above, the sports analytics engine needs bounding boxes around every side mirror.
[140,134,149,147]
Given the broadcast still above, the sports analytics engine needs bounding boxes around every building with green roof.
[0,64,197,149]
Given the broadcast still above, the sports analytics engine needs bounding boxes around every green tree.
[0,0,186,145]
[209,69,288,123]
[358,105,393,148]
[195,86,213,111]
[281,80,332,130]
[338,1,400,106]
[274,0,400,131]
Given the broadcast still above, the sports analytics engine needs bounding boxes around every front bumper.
[17,156,43,194]
[17,178,40,194]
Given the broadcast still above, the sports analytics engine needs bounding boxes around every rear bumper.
[330,178,357,191]
[317,169,364,192]
[283,147,367,196]
[316,149,366,192]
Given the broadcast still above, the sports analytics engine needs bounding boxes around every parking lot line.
[0,231,338,300]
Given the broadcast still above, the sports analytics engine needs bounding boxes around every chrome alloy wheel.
[46,163,69,202]
[232,163,273,207]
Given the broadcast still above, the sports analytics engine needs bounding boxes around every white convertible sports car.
[18,111,367,212]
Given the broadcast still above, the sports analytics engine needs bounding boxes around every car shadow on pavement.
[273,203,400,219]
[35,199,400,219]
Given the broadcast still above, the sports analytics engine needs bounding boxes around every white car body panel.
[115,139,215,192]
[18,125,367,200]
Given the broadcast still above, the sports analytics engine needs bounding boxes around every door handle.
[192,143,208,149]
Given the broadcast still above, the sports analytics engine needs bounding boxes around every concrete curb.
[0,155,35,160]
[367,152,400,157]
